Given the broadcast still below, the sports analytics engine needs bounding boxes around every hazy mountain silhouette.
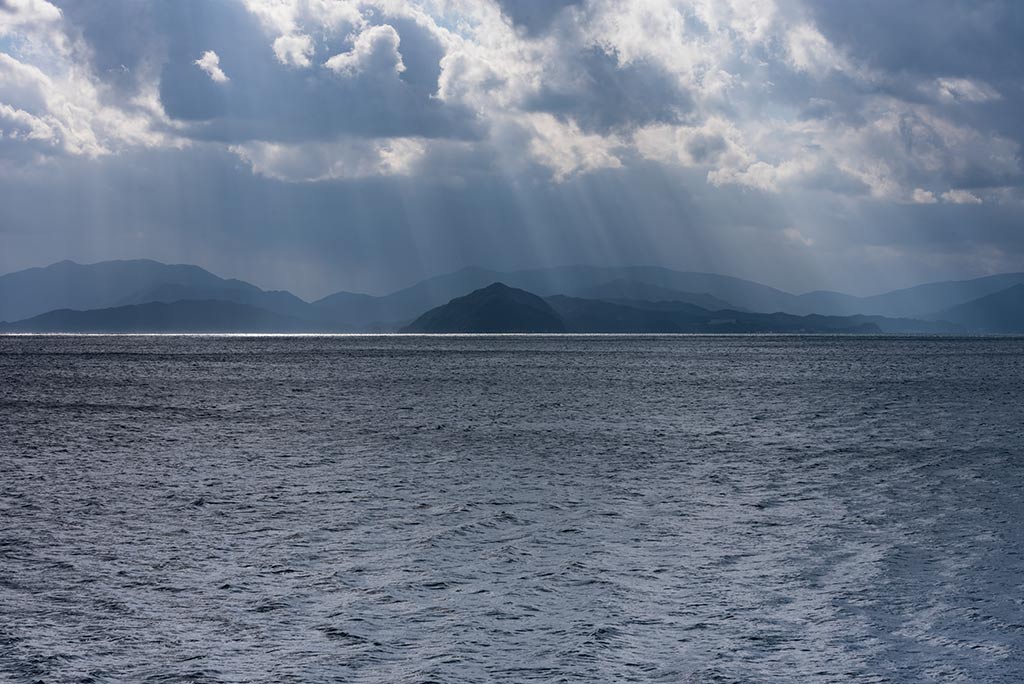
[312,290,422,329]
[929,284,1024,333]
[574,279,738,311]
[0,259,1018,332]
[0,260,310,323]
[795,273,1024,317]
[488,266,789,310]
[0,300,333,333]
[401,283,566,333]
[606,299,956,334]
[546,296,886,334]
[329,266,789,324]
[314,267,507,327]
[399,284,951,334]
[319,266,1024,322]
[115,282,310,318]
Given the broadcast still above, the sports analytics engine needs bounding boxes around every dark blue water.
[2,335,1023,683]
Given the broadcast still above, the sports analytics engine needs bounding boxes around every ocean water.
[1,335,1023,683]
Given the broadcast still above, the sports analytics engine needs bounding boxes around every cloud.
[522,47,692,133]
[783,227,814,246]
[934,77,1000,104]
[135,2,478,145]
[522,113,622,181]
[0,46,171,161]
[0,0,1015,195]
[0,101,59,161]
[634,118,761,184]
[1,0,1014,196]
[1,0,1024,297]
[12,0,1011,197]
[786,23,851,76]
[0,0,61,33]
[912,188,937,204]
[194,50,229,83]
[241,0,363,39]
[494,0,583,36]
[272,34,313,68]
[324,24,405,77]
[941,189,983,204]
[230,137,426,182]
[807,1,1024,82]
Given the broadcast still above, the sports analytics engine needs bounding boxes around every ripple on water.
[1,335,1023,683]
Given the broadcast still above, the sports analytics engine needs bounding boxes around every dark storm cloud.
[524,48,692,133]
[495,0,583,36]
[54,0,480,143]
[808,1,1024,80]
[805,1,1024,147]
[388,16,445,95]
[57,0,159,94]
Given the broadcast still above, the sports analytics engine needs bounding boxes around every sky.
[0,0,1022,298]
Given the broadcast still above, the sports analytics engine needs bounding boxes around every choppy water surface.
[2,335,1023,683]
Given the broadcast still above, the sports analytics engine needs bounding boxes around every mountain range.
[403,283,951,335]
[402,283,566,333]
[0,259,1022,333]
[0,300,326,334]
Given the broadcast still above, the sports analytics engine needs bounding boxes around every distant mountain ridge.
[314,265,1024,323]
[400,283,961,335]
[573,279,738,311]
[313,265,796,326]
[0,259,310,323]
[546,295,886,334]
[0,300,331,333]
[795,273,1024,317]
[929,284,1024,333]
[1,259,1022,332]
[402,283,565,333]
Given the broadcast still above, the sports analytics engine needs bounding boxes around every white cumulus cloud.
[194,50,229,83]
[941,189,983,204]
[912,188,938,204]
[273,34,314,68]
[0,0,62,34]
[0,0,1019,205]
[230,137,426,182]
[522,113,622,181]
[324,25,405,77]
[935,77,1000,104]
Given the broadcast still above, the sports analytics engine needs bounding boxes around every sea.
[1,335,1023,683]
